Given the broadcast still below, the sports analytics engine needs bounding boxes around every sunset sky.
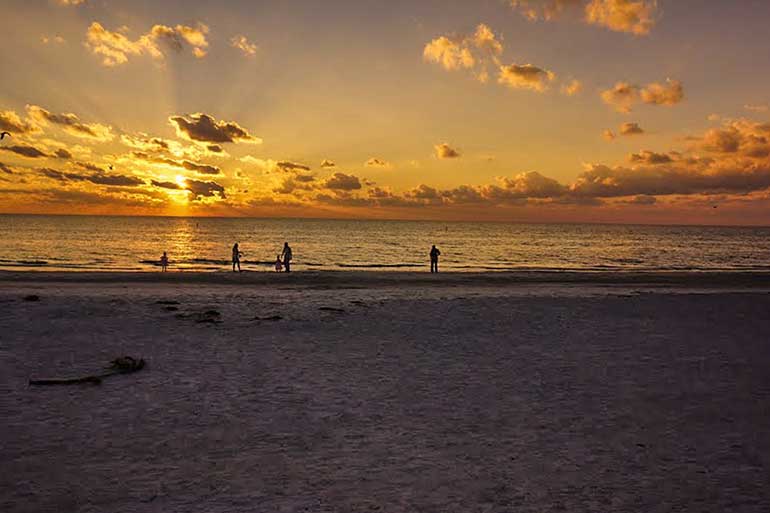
[1,0,770,224]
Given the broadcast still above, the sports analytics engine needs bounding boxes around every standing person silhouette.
[232,243,243,272]
[430,245,441,273]
[160,251,169,272]
[281,242,293,272]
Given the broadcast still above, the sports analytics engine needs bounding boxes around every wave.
[337,263,423,268]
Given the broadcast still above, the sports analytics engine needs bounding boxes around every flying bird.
[0,131,10,140]
[108,164,114,170]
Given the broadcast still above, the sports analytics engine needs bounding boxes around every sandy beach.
[1,271,769,512]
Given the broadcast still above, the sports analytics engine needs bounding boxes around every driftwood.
[29,356,146,386]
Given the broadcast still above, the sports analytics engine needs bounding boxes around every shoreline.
[3,269,770,289]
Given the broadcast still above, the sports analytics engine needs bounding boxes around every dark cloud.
[38,167,144,187]
[0,162,15,174]
[628,150,673,165]
[320,159,336,168]
[169,113,260,144]
[571,162,770,198]
[365,158,390,168]
[26,105,113,141]
[323,172,362,191]
[0,145,48,158]
[180,160,220,175]
[185,179,226,200]
[620,122,644,136]
[206,144,224,153]
[151,180,182,190]
[54,148,73,159]
[276,161,311,173]
[435,143,461,159]
[295,174,316,183]
[76,161,105,172]
[131,151,220,175]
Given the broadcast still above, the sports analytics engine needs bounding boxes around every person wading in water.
[430,245,441,273]
[281,242,293,272]
[232,243,243,272]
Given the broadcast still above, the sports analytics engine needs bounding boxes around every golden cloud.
[498,64,555,92]
[230,35,258,57]
[435,143,461,159]
[85,22,209,67]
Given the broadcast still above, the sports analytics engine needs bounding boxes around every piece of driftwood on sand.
[29,356,146,386]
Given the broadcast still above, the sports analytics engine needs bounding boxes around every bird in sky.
[0,132,10,140]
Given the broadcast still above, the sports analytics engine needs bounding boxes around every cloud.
[585,0,658,35]
[322,173,362,191]
[600,82,639,113]
[320,159,336,168]
[0,162,15,174]
[628,150,673,164]
[0,145,48,158]
[169,113,260,144]
[185,179,226,200]
[76,161,105,172]
[570,159,770,198]
[41,35,66,44]
[38,167,144,187]
[745,104,769,113]
[509,0,582,21]
[498,64,555,92]
[601,79,684,112]
[640,79,684,106]
[230,35,258,57]
[510,0,658,35]
[121,133,172,152]
[129,151,221,175]
[365,158,391,168]
[0,110,39,135]
[424,24,556,91]
[619,122,644,135]
[561,79,583,96]
[276,161,311,173]
[56,0,85,5]
[179,160,220,175]
[423,24,503,83]
[151,180,182,190]
[435,143,461,159]
[54,148,73,159]
[602,129,616,141]
[85,22,209,67]
[26,105,114,141]
[697,121,770,157]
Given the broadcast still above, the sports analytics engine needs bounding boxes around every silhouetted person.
[430,245,441,273]
[281,242,293,272]
[274,254,283,272]
[232,243,243,272]
[160,252,169,272]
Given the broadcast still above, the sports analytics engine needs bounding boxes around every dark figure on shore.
[430,245,441,273]
[160,252,169,272]
[281,242,293,272]
[232,243,243,272]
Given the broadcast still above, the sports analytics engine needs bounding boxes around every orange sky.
[1,0,770,225]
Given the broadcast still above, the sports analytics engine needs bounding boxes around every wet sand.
[1,272,769,512]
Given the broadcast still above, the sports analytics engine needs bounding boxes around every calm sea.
[0,214,769,272]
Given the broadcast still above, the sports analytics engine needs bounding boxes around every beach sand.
[1,271,769,512]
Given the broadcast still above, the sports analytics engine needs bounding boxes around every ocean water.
[0,214,769,272]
